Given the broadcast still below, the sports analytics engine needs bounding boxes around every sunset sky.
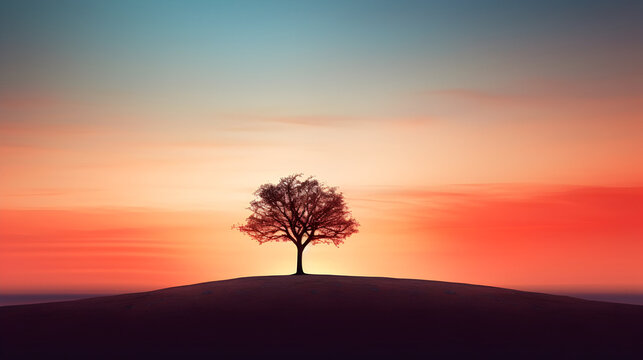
[1,1,642,301]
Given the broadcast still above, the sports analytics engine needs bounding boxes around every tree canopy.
[236,174,359,274]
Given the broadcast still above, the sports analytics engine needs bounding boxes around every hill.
[1,275,642,359]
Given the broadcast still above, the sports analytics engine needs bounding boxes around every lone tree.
[236,174,359,275]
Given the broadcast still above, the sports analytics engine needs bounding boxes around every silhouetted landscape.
[1,275,642,359]
[2,1,642,359]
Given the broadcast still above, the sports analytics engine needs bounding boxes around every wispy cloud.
[0,207,221,291]
[351,184,643,243]
[2,188,99,197]
[349,184,643,288]
[209,113,356,132]
[0,92,66,111]
[421,85,643,107]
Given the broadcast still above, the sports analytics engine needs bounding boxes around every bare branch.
[235,174,359,250]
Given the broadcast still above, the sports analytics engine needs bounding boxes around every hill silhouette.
[1,275,642,359]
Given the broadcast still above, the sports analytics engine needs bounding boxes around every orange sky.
[1,1,642,295]
[2,105,643,293]
[1,184,643,294]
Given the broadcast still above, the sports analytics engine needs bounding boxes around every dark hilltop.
[1,275,642,359]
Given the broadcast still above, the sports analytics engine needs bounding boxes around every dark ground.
[1,275,642,359]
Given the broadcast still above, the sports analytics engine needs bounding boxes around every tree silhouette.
[236,174,359,275]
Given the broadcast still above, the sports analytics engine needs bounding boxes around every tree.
[235,174,359,275]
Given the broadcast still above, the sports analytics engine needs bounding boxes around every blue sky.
[2,0,640,118]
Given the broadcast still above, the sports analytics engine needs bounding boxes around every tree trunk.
[295,246,305,275]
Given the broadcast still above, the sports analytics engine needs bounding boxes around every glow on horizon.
[1,0,642,294]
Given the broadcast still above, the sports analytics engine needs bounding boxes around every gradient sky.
[1,1,642,298]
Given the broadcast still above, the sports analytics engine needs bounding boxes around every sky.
[1,1,642,302]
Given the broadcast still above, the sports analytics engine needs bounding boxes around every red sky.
[2,89,641,294]
[1,1,642,295]
[2,183,642,294]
